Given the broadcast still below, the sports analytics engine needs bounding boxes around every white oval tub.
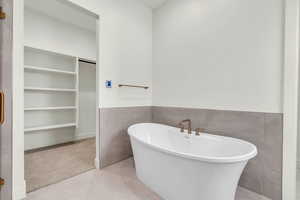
[128,123,257,200]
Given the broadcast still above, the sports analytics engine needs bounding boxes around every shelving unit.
[24,46,79,150]
[25,123,76,133]
[24,45,96,151]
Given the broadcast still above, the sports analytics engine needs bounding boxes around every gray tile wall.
[99,106,283,200]
[152,106,283,200]
[99,107,152,168]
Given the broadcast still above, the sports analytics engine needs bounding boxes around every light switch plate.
[105,80,112,88]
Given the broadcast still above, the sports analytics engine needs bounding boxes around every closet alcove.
[23,0,97,192]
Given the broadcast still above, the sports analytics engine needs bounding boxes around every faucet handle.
[195,128,205,136]
[177,123,185,133]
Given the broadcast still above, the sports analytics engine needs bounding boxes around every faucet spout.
[177,119,192,134]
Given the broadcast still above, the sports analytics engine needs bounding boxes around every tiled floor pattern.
[25,138,96,192]
[25,158,270,200]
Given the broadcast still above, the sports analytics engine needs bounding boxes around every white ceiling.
[140,0,168,8]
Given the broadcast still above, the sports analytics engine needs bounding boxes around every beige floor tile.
[26,158,270,200]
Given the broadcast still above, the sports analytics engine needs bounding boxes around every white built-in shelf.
[24,123,76,132]
[24,87,77,92]
[25,65,76,75]
[24,106,76,111]
[24,44,96,62]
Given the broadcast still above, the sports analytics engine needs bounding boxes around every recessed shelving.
[24,123,76,132]
[24,106,76,111]
[25,65,76,75]
[24,87,77,92]
[24,45,81,150]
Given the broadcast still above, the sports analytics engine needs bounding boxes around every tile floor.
[26,158,270,200]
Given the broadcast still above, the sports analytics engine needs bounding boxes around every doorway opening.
[23,0,99,193]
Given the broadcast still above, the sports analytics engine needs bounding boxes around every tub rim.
[128,123,257,164]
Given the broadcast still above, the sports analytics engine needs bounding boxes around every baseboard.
[94,158,100,169]
[75,132,95,141]
[25,136,75,151]
[13,180,26,200]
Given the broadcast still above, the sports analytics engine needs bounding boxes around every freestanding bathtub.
[128,123,257,200]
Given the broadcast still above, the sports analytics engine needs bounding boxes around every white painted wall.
[78,62,96,139]
[153,0,284,113]
[66,0,153,108]
[25,0,97,32]
[24,7,96,60]
[13,0,26,199]
[298,58,300,167]
[298,84,300,167]
[283,0,300,199]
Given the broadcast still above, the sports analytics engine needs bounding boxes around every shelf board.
[24,44,96,62]
[24,123,76,132]
[24,87,77,92]
[25,65,76,75]
[24,106,76,111]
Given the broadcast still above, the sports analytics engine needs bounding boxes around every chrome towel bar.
[118,84,149,89]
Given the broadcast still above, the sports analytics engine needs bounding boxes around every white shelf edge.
[24,44,77,59]
[24,44,96,62]
[24,87,77,92]
[24,123,76,132]
[24,65,76,75]
[24,106,76,111]
[75,58,79,128]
